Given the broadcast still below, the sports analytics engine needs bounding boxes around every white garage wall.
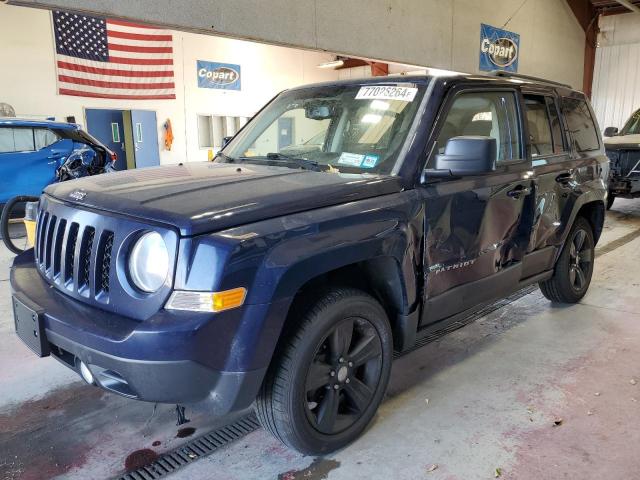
[0,4,340,165]
[592,14,640,131]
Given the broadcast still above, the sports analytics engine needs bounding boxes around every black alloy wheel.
[568,228,593,293]
[304,317,383,435]
[255,288,392,454]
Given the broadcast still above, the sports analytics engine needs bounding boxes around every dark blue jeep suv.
[11,72,608,454]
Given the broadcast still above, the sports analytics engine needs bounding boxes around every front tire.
[255,288,392,454]
[539,216,595,303]
[606,192,615,210]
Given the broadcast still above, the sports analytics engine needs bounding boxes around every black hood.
[45,162,403,236]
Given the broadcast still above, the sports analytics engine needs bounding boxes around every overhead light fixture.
[318,59,345,69]
[361,113,382,124]
[370,100,390,111]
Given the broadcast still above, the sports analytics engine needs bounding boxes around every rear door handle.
[507,185,531,199]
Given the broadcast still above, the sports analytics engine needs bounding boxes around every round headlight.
[128,232,169,293]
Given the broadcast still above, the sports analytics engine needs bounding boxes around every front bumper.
[10,250,287,413]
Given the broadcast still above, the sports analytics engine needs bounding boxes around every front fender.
[173,191,422,370]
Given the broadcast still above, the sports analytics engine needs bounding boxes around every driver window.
[435,91,521,163]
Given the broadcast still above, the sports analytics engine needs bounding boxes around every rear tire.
[255,288,392,454]
[539,216,595,303]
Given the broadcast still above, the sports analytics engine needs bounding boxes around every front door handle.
[507,185,531,199]
[556,171,574,183]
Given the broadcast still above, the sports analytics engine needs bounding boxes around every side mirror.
[431,136,497,177]
[604,127,618,137]
[222,136,234,148]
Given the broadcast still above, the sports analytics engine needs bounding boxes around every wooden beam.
[370,62,389,77]
[566,0,599,97]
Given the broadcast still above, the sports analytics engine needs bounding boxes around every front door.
[85,109,127,170]
[130,110,160,168]
[420,88,534,327]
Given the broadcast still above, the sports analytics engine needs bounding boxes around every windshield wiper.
[237,153,322,172]
[267,152,321,171]
[214,152,236,163]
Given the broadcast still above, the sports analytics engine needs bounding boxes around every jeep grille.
[36,211,114,300]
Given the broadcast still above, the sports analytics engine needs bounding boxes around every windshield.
[220,83,426,175]
[620,109,640,136]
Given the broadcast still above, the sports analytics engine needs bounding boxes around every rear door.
[523,92,604,274]
[0,126,62,201]
[419,87,534,327]
[520,91,573,276]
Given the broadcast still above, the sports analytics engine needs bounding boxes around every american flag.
[53,10,176,100]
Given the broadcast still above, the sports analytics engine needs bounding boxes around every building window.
[198,114,251,150]
[197,115,213,148]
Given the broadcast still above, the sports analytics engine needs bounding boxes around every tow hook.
[175,404,190,426]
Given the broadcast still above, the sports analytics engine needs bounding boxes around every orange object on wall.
[163,119,174,151]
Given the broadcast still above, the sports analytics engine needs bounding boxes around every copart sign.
[197,61,241,90]
[479,23,520,73]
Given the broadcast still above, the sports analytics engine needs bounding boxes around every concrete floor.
[2,199,640,479]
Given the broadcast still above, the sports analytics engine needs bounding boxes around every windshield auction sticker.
[355,86,417,102]
[338,152,365,167]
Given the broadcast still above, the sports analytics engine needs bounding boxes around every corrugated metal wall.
[592,44,640,131]
[591,15,640,131]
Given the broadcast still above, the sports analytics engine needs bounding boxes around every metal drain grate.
[116,414,261,480]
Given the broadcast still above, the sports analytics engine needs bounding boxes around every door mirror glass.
[604,126,618,137]
[431,136,497,177]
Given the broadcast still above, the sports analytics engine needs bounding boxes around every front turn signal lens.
[165,287,247,313]
[212,288,247,312]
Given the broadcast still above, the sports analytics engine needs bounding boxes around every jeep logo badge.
[69,189,87,201]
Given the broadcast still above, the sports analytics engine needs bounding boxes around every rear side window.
[524,95,553,157]
[561,97,600,152]
[0,127,35,153]
[436,90,522,163]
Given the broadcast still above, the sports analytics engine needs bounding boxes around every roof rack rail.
[488,70,572,89]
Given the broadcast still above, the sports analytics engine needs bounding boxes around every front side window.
[221,83,427,175]
[524,95,554,157]
[435,90,521,163]
[0,127,36,153]
[561,97,600,152]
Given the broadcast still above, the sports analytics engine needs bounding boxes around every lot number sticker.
[356,86,418,102]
